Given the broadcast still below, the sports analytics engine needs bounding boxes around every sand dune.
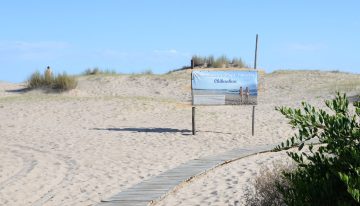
[0,70,359,205]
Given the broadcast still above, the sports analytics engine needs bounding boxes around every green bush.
[27,70,77,91]
[274,93,360,205]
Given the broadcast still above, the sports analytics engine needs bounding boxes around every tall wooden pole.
[191,58,196,135]
[252,34,258,136]
[254,34,258,69]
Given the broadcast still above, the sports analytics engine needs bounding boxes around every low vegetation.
[245,161,295,206]
[140,69,153,75]
[245,93,360,205]
[83,67,117,75]
[192,55,248,68]
[27,70,77,91]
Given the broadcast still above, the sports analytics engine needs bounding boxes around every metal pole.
[254,34,258,69]
[192,106,196,135]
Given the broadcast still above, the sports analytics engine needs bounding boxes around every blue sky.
[0,0,359,82]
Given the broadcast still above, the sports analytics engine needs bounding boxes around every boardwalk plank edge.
[98,144,277,206]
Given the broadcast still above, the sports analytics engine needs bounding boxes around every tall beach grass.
[83,67,117,75]
[27,70,77,91]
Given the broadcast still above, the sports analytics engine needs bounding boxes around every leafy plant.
[274,93,360,205]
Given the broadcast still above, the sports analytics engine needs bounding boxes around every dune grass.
[83,67,117,75]
[192,55,248,68]
[27,71,77,91]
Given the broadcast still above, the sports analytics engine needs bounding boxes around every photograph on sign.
[192,70,258,105]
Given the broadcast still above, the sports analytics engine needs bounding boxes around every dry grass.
[27,71,77,91]
[83,67,117,75]
[244,160,295,206]
[52,73,77,91]
[192,55,248,68]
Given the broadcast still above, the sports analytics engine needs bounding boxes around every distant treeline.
[192,55,249,68]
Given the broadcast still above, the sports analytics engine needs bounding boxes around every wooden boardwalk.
[97,144,276,206]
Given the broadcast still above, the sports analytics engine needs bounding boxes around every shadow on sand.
[92,127,232,135]
[5,88,30,93]
[349,95,360,103]
[93,127,192,134]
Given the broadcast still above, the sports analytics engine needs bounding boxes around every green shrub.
[274,93,360,205]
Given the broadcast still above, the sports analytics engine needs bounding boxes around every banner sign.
[192,70,258,105]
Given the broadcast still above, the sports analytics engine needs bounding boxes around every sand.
[0,70,359,205]
[154,151,291,206]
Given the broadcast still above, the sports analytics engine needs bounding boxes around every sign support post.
[252,34,258,136]
[191,58,196,135]
[192,106,196,135]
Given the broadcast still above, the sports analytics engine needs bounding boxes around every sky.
[0,0,359,82]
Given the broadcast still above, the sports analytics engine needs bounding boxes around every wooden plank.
[97,144,275,206]
[100,200,148,206]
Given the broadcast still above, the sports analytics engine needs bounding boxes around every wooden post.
[191,64,195,135]
[192,106,196,135]
[252,105,255,136]
[252,34,258,136]
[239,86,243,103]
[254,34,258,69]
